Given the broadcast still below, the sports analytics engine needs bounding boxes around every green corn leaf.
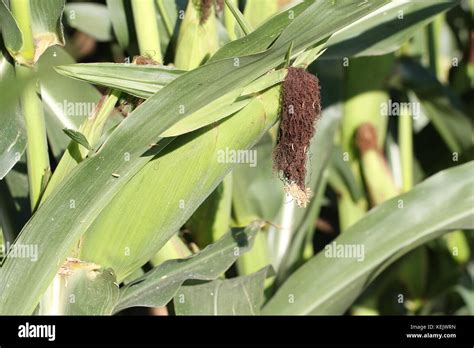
[0,157,30,241]
[394,57,473,155]
[397,247,429,299]
[240,68,287,96]
[210,1,313,62]
[263,162,474,315]
[328,146,364,202]
[55,63,184,99]
[323,0,458,58]
[160,88,251,137]
[174,266,271,315]
[64,3,113,42]
[224,0,253,36]
[0,50,26,179]
[55,65,286,138]
[62,129,92,151]
[114,222,262,312]
[454,285,474,315]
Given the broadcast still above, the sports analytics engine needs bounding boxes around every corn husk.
[174,0,219,70]
[78,84,282,281]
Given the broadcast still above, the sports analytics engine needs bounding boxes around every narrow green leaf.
[329,146,364,202]
[55,63,183,99]
[395,57,473,155]
[210,1,312,62]
[160,88,250,137]
[224,0,253,36]
[62,129,92,151]
[114,222,262,312]
[454,285,474,315]
[323,0,458,58]
[283,41,293,68]
[240,69,286,96]
[0,157,30,241]
[55,64,285,138]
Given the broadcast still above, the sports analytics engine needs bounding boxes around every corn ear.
[356,123,398,205]
[359,150,399,205]
[187,173,233,248]
[78,85,282,282]
[443,230,471,264]
[174,0,219,70]
[243,0,278,29]
[223,0,242,40]
[150,234,192,266]
[338,54,395,230]
[131,0,162,62]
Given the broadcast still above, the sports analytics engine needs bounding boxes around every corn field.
[0,0,473,318]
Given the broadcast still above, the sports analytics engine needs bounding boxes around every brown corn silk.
[196,0,224,24]
[356,123,378,154]
[273,67,321,207]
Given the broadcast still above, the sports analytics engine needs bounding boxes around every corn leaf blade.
[0,50,26,179]
[263,162,474,315]
[174,266,271,315]
[55,63,184,99]
[114,223,262,312]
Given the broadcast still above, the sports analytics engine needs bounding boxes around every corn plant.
[0,0,472,316]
